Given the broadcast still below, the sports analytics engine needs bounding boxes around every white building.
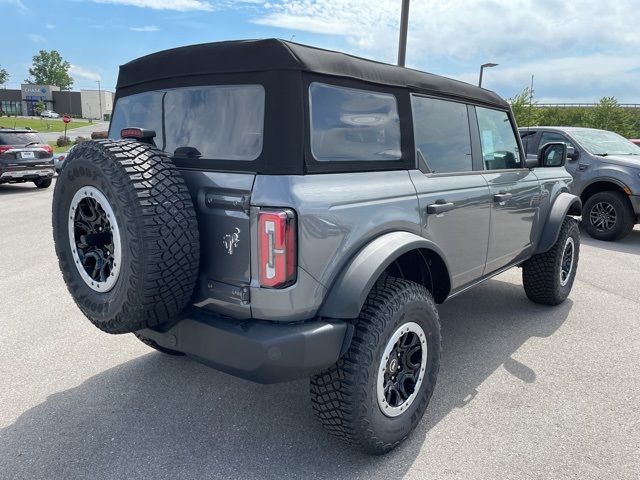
[81,89,114,120]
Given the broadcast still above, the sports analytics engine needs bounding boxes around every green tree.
[509,87,540,127]
[34,100,46,115]
[0,66,8,87]
[586,97,633,137]
[25,50,73,90]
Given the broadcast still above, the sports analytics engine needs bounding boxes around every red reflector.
[258,209,296,288]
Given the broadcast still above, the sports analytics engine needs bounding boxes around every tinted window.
[519,130,538,155]
[109,85,265,161]
[309,83,401,162]
[411,96,472,173]
[540,131,575,149]
[476,107,521,170]
[0,132,42,145]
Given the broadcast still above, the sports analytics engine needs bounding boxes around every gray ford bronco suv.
[52,39,582,454]
[520,126,640,241]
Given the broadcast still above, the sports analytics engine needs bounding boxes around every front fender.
[534,192,582,254]
[318,231,450,319]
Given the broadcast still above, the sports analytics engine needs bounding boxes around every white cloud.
[129,25,159,32]
[91,0,213,11]
[250,0,640,101]
[69,65,102,82]
[1,0,27,11]
[45,23,55,29]
[28,33,46,43]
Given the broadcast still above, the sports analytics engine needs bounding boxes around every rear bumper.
[0,166,54,182]
[138,310,351,384]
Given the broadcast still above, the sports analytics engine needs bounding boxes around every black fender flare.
[318,231,451,319]
[534,192,582,254]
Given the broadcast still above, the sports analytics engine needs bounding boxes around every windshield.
[569,129,640,156]
[109,85,265,161]
[0,132,42,145]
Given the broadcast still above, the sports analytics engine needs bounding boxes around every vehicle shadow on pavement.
[0,278,572,480]
[0,184,42,195]
[580,227,640,255]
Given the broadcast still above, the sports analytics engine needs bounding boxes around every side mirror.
[525,155,540,169]
[566,145,579,161]
[538,142,567,168]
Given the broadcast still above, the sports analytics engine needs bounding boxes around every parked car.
[40,110,60,118]
[54,144,75,173]
[0,128,55,188]
[52,39,581,454]
[520,126,640,240]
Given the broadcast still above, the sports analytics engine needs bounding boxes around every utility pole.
[397,0,410,67]
[97,80,103,121]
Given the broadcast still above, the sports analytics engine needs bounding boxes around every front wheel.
[583,191,635,241]
[523,218,580,305]
[310,277,441,454]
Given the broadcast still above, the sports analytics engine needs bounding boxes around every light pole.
[96,80,103,121]
[478,63,498,87]
[397,0,410,67]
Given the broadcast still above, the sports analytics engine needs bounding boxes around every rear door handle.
[426,200,455,214]
[493,192,513,203]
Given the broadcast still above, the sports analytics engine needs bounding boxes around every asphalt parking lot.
[1,180,638,480]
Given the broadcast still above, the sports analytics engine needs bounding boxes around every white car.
[54,144,74,173]
[40,110,60,118]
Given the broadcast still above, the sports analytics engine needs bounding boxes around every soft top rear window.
[0,132,42,145]
[309,82,401,162]
[109,84,265,161]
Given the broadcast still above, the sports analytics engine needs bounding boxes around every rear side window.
[309,83,401,162]
[109,85,265,161]
[476,107,522,170]
[0,132,42,145]
[411,95,472,173]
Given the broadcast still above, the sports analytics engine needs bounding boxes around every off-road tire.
[583,190,635,241]
[134,333,184,356]
[52,140,200,334]
[310,276,441,455]
[34,178,52,188]
[522,218,579,305]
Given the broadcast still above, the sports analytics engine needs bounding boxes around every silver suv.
[52,39,582,454]
[520,126,640,241]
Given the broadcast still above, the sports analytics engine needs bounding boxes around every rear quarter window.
[109,85,265,161]
[309,83,401,162]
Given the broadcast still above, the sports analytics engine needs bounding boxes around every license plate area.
[20,151,36,159]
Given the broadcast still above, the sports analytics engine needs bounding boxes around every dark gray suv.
[520,126,640,241]
[52,39,582,454]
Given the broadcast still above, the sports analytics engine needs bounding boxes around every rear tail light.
[42,144,53,154]
[258,209,296,288]
[0,145,13,154]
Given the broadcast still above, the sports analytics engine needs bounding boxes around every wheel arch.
[318,231,451,319]
[580,178,631,201]
[534,192,582,254]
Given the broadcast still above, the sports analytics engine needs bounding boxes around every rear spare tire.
[52,140,200,334]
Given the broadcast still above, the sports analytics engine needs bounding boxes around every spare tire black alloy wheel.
[68,186,121,292]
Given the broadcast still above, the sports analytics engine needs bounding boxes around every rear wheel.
[34,178,52,189]
[583,191,635,241]
[310,276,441,455]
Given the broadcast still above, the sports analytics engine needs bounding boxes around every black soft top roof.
[117,39,508,108]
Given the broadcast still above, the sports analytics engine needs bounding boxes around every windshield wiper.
[24,141,39,147]
[593,152,608,157]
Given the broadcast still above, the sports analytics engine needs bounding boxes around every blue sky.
[2,0,639,103]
